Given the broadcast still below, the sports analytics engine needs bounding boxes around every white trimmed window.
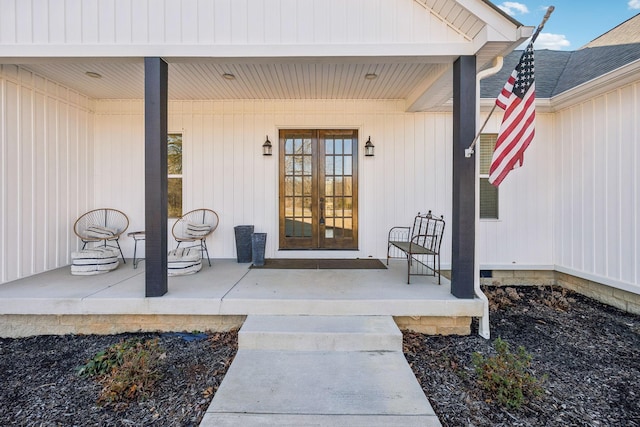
[479,134,499,219]
[168,133,183,218]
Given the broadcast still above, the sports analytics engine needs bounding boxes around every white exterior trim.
[0,43,476,60]
[481,264,555,270]
[551,58,640,111]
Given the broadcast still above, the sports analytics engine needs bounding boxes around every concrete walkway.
[200,315,441,426]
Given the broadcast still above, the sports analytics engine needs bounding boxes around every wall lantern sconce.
[263,136,273,156]
[364,136,375,157]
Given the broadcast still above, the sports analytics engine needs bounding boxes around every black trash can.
[234,225,254,263]
[251,233,267,267]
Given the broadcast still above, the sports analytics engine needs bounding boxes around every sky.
[490,0,640,50]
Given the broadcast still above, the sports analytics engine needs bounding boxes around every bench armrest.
[388,226,411,243]
[410,234,439,253]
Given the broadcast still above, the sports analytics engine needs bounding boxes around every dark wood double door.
[279,129,358,250]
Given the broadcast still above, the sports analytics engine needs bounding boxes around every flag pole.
[464,6,555,158]
[530,6,555,44]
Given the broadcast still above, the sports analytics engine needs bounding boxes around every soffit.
[21,59,453,100]
[11,0,527,109]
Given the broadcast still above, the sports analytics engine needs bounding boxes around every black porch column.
[451,55,476,299]
[144,57,168,297]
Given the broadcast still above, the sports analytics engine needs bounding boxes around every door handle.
[319,197,325,225]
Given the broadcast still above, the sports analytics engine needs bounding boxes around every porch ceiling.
[9,0,531,111]
[19,44,526,112]
[21,58,458,102]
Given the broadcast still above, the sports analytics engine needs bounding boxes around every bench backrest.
[411,211,445,253]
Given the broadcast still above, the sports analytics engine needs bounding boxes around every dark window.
[479,134,499,219]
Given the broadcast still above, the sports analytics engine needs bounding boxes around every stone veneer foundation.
[0,314,246,338]
[394,316,471,335]
[0,313,470,338]
[480,270,639,316]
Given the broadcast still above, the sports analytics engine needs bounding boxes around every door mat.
[250,258,387,270]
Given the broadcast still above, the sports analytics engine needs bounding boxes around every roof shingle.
[481,43,640,99]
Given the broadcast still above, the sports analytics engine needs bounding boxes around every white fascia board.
[479,98,553,113]
[458,0,527,42]
[550,58,640,111]
[406,25,532,112]
[417,97,553,113]
[0,42,476,60]
[472,25,533,55]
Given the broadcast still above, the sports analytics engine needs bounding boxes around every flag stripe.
[490,94,535,184]
[493,87,535,160]
[496,70,517,110]
[489,43,536,186]
[489,91,535,184]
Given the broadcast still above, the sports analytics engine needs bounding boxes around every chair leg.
[201,239,211,267]
[114,239,126,264]
[132,238,138,269]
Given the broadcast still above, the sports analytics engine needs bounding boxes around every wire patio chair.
[73,208,129,263]
[171,208,219,267]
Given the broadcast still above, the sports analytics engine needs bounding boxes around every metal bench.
[387,211,445,284]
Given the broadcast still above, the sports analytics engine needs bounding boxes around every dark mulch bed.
[1,286,638,426]
[0,330,237,426]
[405,286,640,426]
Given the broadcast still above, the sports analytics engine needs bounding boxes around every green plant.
[471,337,544,409]
[78,339,138,378]
[78,338,165,406]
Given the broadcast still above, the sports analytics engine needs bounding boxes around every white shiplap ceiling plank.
[20,60,454,102]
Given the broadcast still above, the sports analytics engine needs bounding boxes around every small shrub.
[78,338,139,378]
[484,287,522,311]
[78,338,165,407]
[538,285,573,311]
[471,337,544,409]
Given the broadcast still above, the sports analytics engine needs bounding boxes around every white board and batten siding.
[2,62,638,297]
[92,98,555,271]
[0,0,470,54]
[0,63,573,288]
[553,81,640,294]
[477,112,555,271]
[1,0,637,297]
[93,99,459,264]
[0,64,94,284]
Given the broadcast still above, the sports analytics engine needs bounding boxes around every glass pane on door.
[283,135,314,240]
[319,131,357,249]
[279,129,357,250]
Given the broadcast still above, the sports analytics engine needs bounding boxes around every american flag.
[489,42,535,186]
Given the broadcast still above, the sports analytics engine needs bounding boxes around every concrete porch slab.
[0,259,484,337]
